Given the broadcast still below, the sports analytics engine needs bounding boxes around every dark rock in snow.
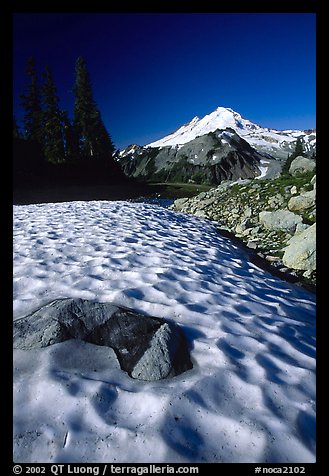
[13,298,193,381]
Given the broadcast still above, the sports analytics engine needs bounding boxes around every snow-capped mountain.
[146,107,316,160]
[119,106,316,185]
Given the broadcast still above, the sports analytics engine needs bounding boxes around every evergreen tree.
[62,110,80,163]
[20,57,43,143]
[93,114,116,160]
[282,136,306,175]
[293,136,304,158]
[73,56,115,161]
[41,66,66,164]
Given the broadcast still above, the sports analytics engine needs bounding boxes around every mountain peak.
[145,106,252,148]
[144,106,316,160]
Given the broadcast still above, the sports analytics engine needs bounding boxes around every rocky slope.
[170,156,316,288]
[120,128,268,185]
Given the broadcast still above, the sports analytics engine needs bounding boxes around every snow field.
[13,201,316,463]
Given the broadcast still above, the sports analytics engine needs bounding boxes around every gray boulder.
[13,298,192,381]
[173,197,189,211]
[282,223,316,272]
[289,156,316,176]
[288,189,315,212]
[259,210,302,234]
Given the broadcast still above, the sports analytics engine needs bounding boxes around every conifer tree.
[93,114,116,160]
[282,136,306,175]
[73,56,115,161]
[293,136,304,158]
[41,65,65,164]
[62,110,80,163]
[20,57,43,143]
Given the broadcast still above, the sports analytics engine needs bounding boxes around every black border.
[5,1,320,472]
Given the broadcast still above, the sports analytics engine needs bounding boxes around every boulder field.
[171,157,316,287]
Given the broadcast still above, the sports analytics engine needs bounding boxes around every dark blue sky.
[13,13,316,150]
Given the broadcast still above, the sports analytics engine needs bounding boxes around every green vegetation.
[144,156,157,177]
[191,170,208,184]
[143,155,213,185]
[230,172,314,204]
[261,172,314,194]
[149,182,212,199]
[168,156,190,183]
[211,168,316,230]
[207,131,222,148]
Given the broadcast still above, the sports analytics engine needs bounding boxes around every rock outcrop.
[13,298,193,381]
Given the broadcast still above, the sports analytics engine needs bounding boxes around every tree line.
[14,56,118,178]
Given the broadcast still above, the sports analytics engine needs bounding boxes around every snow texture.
[13,200,316,463]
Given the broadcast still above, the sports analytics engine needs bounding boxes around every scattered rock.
[247,240,258,249]
[170,171,316,287]
[265,255,281,263]
[235,218,253,235]
[267,194,284,208]
[13,299,193,381]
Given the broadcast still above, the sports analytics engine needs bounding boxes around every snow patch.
[13,200,316,463]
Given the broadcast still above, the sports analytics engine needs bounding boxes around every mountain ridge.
[119,126,266,185]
